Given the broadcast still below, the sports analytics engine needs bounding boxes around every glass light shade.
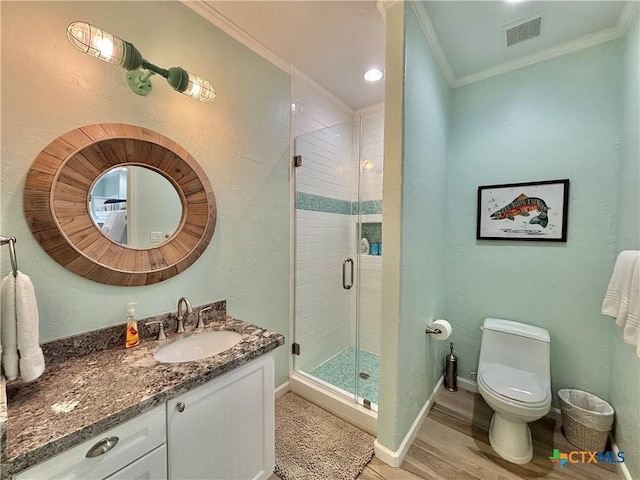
[182,71,216,104]
[67,22,127,66]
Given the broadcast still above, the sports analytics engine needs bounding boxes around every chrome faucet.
[176,297,193,333]
[195,306,213,329]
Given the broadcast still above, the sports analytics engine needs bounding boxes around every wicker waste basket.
[558,389,614,452]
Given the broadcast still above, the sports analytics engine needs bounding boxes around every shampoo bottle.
[125,302,140,348]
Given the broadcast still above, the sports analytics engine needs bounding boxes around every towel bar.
[0,235,18,277]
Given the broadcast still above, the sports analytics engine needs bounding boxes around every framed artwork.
[477,179,569,241]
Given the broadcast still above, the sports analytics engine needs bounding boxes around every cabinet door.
[14,406,166,480]
[167,355,275,480]
[106,445,167,480]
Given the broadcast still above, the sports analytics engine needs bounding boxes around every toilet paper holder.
[425,319,452,340]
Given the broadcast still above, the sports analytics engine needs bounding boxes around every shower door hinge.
[294,155,303,167]
[291,343,301,355]
[363,399,372,410]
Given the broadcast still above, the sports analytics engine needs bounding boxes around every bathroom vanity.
[0,303,284,480]
[2,124,284,479]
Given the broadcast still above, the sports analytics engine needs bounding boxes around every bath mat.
[274,392,375,480]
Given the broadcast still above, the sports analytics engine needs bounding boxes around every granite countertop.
[0,306,284,478]
[0,377,6,464]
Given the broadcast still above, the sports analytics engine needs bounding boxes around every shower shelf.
[358,222,382,246]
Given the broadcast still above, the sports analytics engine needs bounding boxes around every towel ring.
[0,236,18,277]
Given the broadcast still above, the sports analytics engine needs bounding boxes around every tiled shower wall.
[359,110,385,203]
[293,75,383,371]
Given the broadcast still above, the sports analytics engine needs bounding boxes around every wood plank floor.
[357,388,620,480]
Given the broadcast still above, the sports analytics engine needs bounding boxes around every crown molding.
[184,0,637,95]
[412,0,638,90]
[354,102,384,118]
[452,25,622,88]
[181,0,291,74]
[377,0,402,19]
[409,1,456,85]
[292,67,354,116]
[183,0,354,114]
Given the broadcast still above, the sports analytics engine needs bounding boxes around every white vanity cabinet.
[104,445,167,480]
[13,406,166,480]
[166,355,275,480]
[11,354,275,480]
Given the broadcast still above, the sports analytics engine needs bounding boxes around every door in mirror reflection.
[89,165,183,248]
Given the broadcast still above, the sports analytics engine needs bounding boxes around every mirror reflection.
[89,165,183,248]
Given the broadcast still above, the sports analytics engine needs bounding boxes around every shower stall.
[291,111,384,428]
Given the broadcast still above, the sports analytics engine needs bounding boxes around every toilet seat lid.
[480,365,549,405]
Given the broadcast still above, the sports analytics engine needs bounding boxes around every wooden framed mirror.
[24,123,216,286]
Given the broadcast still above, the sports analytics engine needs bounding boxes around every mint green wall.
[134,167,182,248]
[383,5,636,464]
[610,8,640,479]
[378,3,449,451]
[616,9,640,252]
[1,2,291,385]
[447,41,621,403]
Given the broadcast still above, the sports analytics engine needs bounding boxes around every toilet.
[477,318,551,464]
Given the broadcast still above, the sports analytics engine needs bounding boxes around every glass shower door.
[354,111,384,410]
[293,111,383,411]
[293,122,358,404]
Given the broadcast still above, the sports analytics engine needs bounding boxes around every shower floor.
[309,346,379,406]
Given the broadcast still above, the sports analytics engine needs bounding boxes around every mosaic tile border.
[295,192,351,215]
[358,200,382,216]
[296,192,382,216]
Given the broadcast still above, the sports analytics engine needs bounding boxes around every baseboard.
[372,440,399,467]
[275,380,290,399]
[548,406,562,421]
[374,376,444,467]
[407,376,635,478]
[612,441,633,480]
[457,376,478,393]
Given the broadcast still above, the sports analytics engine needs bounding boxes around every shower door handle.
[343,258,354,290]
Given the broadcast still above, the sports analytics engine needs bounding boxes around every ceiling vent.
[505,16,542,47]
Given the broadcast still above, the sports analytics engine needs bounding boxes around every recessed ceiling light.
[364,68,383,82]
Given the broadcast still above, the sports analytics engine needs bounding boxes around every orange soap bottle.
[125,302,140,348]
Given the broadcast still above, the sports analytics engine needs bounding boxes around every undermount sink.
[154,330,243,363]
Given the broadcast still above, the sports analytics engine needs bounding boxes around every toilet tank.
[479,318,551,378]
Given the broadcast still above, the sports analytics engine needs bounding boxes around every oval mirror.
[24,123,216,286]
[89,165,183,248]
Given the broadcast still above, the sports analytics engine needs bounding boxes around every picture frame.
[477,179,569,242]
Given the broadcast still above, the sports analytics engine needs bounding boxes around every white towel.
[1,272,45,382]
[602,251,640,326]
[1,274,19,380]
[622,259,640,358]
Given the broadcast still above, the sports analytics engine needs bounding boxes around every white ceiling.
[205,1,385,110]
[425,1,629,81]
[199,1,635,110]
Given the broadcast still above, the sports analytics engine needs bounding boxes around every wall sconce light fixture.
[67,21,216,104]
